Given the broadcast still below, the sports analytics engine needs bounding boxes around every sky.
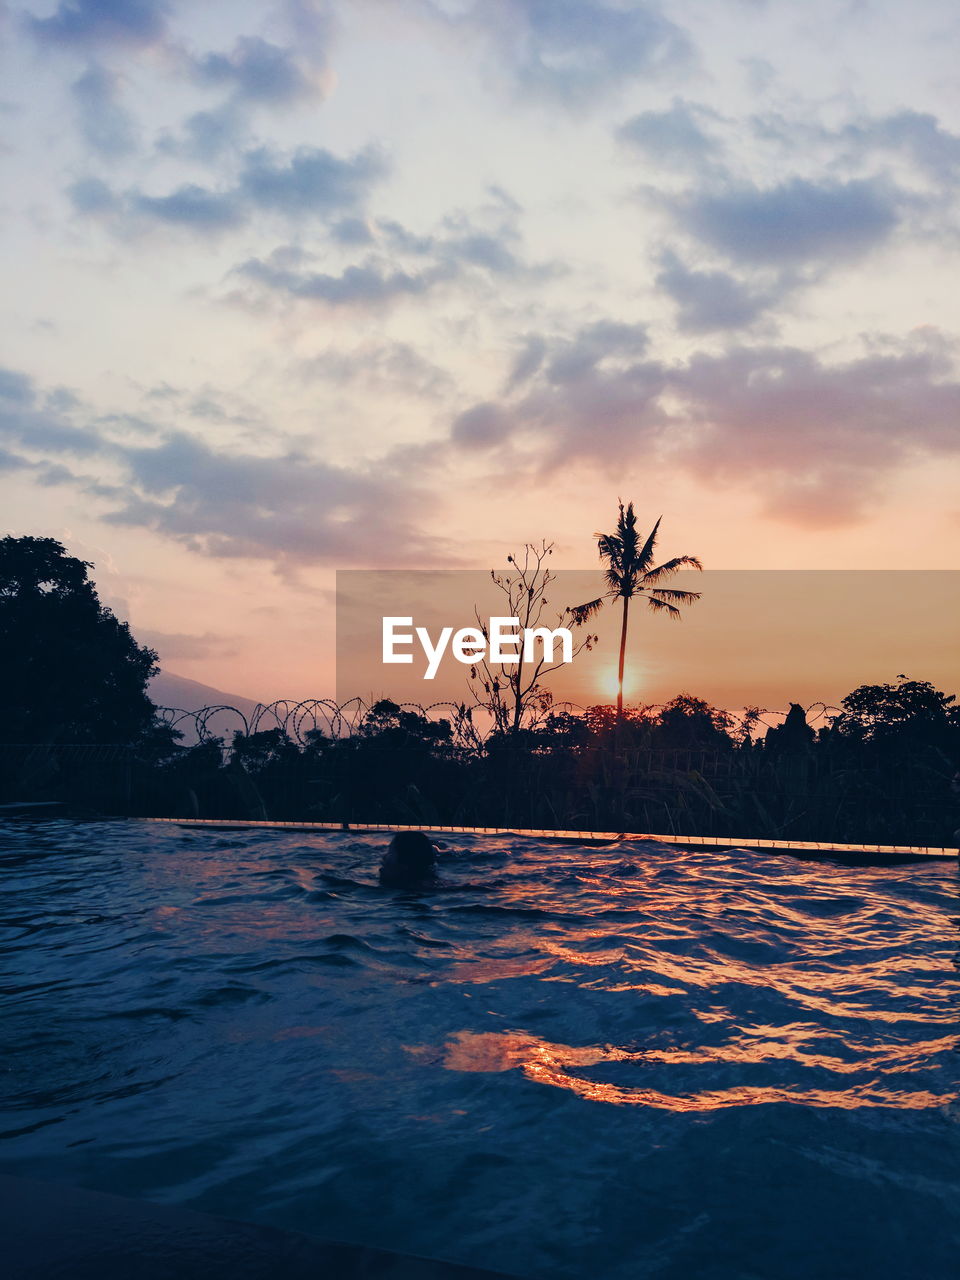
[1,0,959,707]
[336,569,960,725]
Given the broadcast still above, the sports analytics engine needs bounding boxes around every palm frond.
[567,596,606,625]
[646,587,702,605]
[597,532,622,555]
[642,554,703,584]
[645,595,682,618]
[596,533,623,577]
[618,501,640,565]
[635,515,662,573]
[603,566,623,594]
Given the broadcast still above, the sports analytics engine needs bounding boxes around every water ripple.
[0,819,957,1279]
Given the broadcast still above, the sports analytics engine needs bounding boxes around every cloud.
[623,104,958,313]
[235,254,449,305]
[130,183,244,230]
[504,333,547,390]
[753,107,960,187]
[26,0,169,49]
[237,144,384,215]
[451,401,510,449]
[155,104,247,162]
[70,63,137,156]
[415,0,692,101]
[0,365,444,565]
[377,198,537,277]
[137,628,239,660]
[282,0,335,49]
[448,319,665,465]
[69,141,388,234]
[617,100,722,172]
[843,110,960,182]
[297,340,452,397]
[669,338,960,518]
[0,446,30,473]
[675,176,901,268]
[231,196,551,309]
[188,34,333,107]
[0,367,33,403]
[0,365,101,455]
[101,432,442,563]
[67,173,119,213]
[655,251,780,332]
[156,3,337,159]
[544,319,649,382]
[330,216,375,246]
[445,325,960,525]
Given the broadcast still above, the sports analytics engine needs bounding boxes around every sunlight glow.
[596,661,643,701]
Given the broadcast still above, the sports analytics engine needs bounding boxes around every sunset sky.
[1,1,959,706]
[337,569,959,724]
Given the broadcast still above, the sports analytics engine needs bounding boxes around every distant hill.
[149,672,264,744]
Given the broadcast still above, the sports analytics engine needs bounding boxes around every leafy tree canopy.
[360,699,453,746]
[831,675,959,747]
[654,694,734,749]
[0,535,159,744]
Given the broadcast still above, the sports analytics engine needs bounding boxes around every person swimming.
[378,830,440,889]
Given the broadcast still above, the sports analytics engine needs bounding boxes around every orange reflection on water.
[531,932,955,1027]
[434,1030,957,1112]
[438,954,555,985]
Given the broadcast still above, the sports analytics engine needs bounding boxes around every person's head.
[380,830,438,886]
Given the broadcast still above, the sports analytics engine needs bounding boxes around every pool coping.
[140,817,960,860]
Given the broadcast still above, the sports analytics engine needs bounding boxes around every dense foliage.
[0,536,159,744]
[6,685,955,848]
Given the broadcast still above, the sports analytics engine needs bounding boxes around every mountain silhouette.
[149,672,264,745]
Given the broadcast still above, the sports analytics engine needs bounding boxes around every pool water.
[1,820,958,1278]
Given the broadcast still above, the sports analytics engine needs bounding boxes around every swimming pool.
[1,820,957,1278]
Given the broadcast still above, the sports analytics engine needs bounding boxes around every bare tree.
[467,541,596,736]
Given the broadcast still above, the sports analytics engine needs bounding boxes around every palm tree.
[569,503,702,721]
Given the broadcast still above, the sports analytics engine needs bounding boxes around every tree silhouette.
[764,702,816,754]
[830,675,959,749]
[655,694,733,748]
[467,541,596,736]
[0,536,159,743]
[570,503,702,721]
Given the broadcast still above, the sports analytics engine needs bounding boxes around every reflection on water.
[434,1029,958,1110]
[0,820,958,1279]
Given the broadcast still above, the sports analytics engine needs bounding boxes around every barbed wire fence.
[154,696,842,751]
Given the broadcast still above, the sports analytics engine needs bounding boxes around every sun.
[595,662,643,702]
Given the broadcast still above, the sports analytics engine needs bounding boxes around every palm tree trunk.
[616,594,630,723]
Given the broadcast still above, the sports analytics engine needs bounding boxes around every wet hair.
[379,830,438,887]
